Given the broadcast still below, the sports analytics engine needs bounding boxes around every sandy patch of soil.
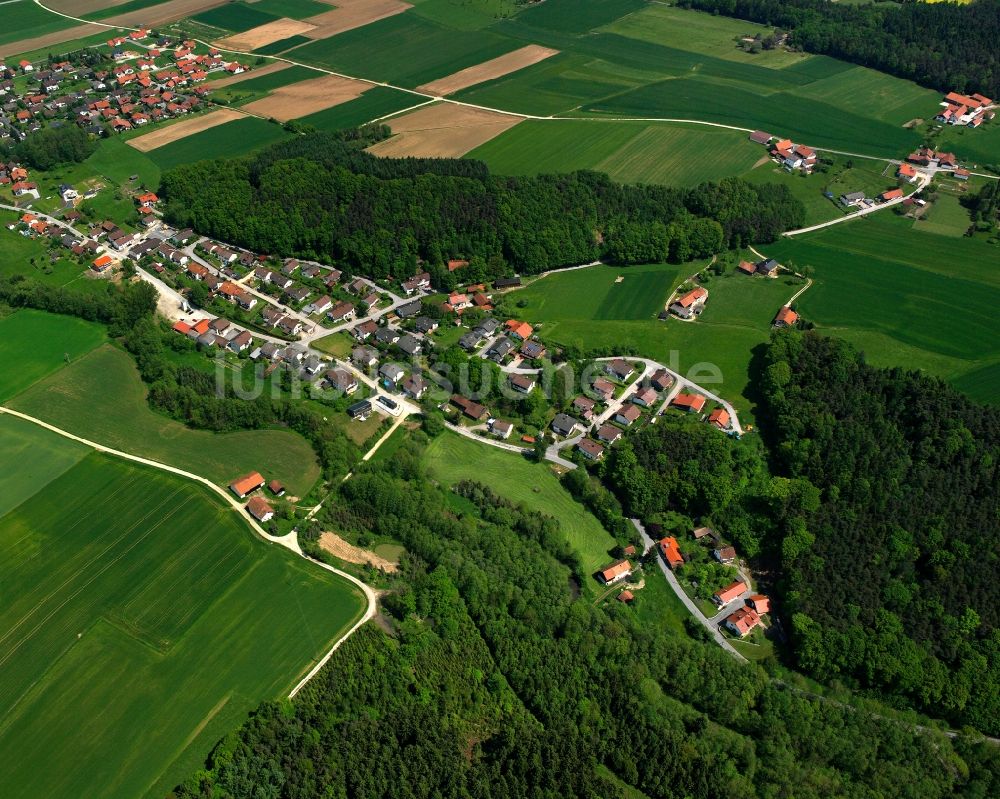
[302,0,412,39]
[242,73,368,120]
[126,108,244,151]
[417,45,558,96]
[366,103,522,158]
[319,532,399,572]
[214,18,317,51]
[0,23,102,59]
[102,0,228,27]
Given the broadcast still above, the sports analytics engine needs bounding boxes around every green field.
[766,214,1000,399]
[9,343,322,495]
[516,262,678,321]
[192,2,282,32]
[423,431,617,578]
[469,120,764,187]
[253,33,311,55]
[209,65,317,106]
[84,0,176,21]
[286,12,521,87]
[0,1,76,47]
[299,87,426,131]
[0,414,365,799]
[912,193,974,237]
[145,117,293,170]
[0,310,106,402]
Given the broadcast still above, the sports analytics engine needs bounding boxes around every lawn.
[311,331,355,358]
[422,431,618,578]
[0,1,76,47]
[469,120,763,188]
[515,262,679,321]
[0,214,95,288]
[911,193,973,237]
[286,12,522,88]
[299,87,426,131]
[86,136,162,191]
[145,117,293,170]
[0,417,365,799]
[0,309,105,402]
[9,343,322,495]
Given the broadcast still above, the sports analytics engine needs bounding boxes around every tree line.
[159,129,804,282]
[681,0,1000,97]
[172,431,1000,798]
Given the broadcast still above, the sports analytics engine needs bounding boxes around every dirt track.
[319,532,398,573]
[214,18,317,51]
[417,45,559,96]
[302,0,411,39]
[126,108,244,151]
[242,74,368,120]
[367,104,522,158]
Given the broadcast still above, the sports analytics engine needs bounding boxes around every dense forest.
[159,129,804,281]
[758,332,1000,733]
[682,0,1000,97]
[173,433,1000,798]
[6,125,96,171]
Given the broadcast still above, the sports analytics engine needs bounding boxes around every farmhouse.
[897,163,919,183]
[748,130,772,145]
[230,471,265,498]
[670,286,708,319]
[737,260,757,275]
[672,393,706,414]
[659,536,684,570]
[599,559,632,585]
[724,606,762,637]
[577,439,605,461]
[246,496,274,523]
[713,580,748,607]
[773,306,799,328]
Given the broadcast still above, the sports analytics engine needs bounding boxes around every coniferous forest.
[682,0,1000,97]
[159,129,804,280]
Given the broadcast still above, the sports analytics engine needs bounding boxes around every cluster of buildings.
[905,147,969,180]
[0,30,247,143]
[935,91,994,129]
[748,130,818,172]
[669,286,708,319]
[228,471,286,525]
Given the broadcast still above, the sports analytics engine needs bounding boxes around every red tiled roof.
[230,471,265,497]
[714,580,748,605]
[600,559,632,582]
[708,407,730,428]
[659,536,683,569]
[672,392,706,412]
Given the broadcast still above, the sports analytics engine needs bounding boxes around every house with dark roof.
[551,413,582,437]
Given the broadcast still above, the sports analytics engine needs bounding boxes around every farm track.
[29,0,1000,178]
[0,406,377,699]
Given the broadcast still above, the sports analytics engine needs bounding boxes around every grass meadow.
[469,120,763,187]
[9,343,321,495]
[145,117,293,170]
[423,431,618,579]
[0,310,105,402]
[0,417,365,799]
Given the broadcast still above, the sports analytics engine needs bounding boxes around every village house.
[692,526,716,540]
[486,337,515,362]
[839,191,867,208]
[352,345,378,368]
[596,424,622,444]
[879,188,904,203]
[451,394,488,421]
[573,395,597,421]
[650,369,674,392]
[520,339,546,360]
[724,606,762,637]
[631,387,657,407]
[577,439,605,461]
[746,594,770,614]
[396,334,422,357]
[374,327,400,346]
[379,362,406,388]
[614,404,641,426]
[897,163,919,183]
[347,399,372,421]
[604,358,634,381]
[510,373,536,394]
[414,316,438,335]
[672,392,706,414]
[713,580,748,607]
[659,536,684,570]
[403,373,429,400]
[325,368,358,395]
[305,295,333,316]
[229,471,265,499]
[551,413,582,437]
[670,286,708,319]
[591,377,616,402]
[708,407,731,430]
[505,319,533,341]
[714,546,737,564]
[228,331,253,353]
[491,419,514,439]
[352,319,378,341]
[599,559,632,585]
[327,300,355,323]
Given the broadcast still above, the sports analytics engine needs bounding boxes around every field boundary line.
[0,406,377,699]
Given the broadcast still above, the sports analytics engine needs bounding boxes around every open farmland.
[299,0,412,39]
[9,344,321,495]
[214,17,317,50]
[367,103,522,158]
[207,64,316,105]
[286,12,519,87]
[242,74,369,120]
[416,44,558,95]
[0,414,364,799]
[126,108,245,152]
[469,119,764,188]
[423,430,617,580]
[298,86,424,130]
[0,310,105,402]
[144,116,292,169]
[0,0,79,46]
[102,0,229,26]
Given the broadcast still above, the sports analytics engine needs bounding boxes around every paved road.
[0,406,378,699]
[630,519,747,662]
